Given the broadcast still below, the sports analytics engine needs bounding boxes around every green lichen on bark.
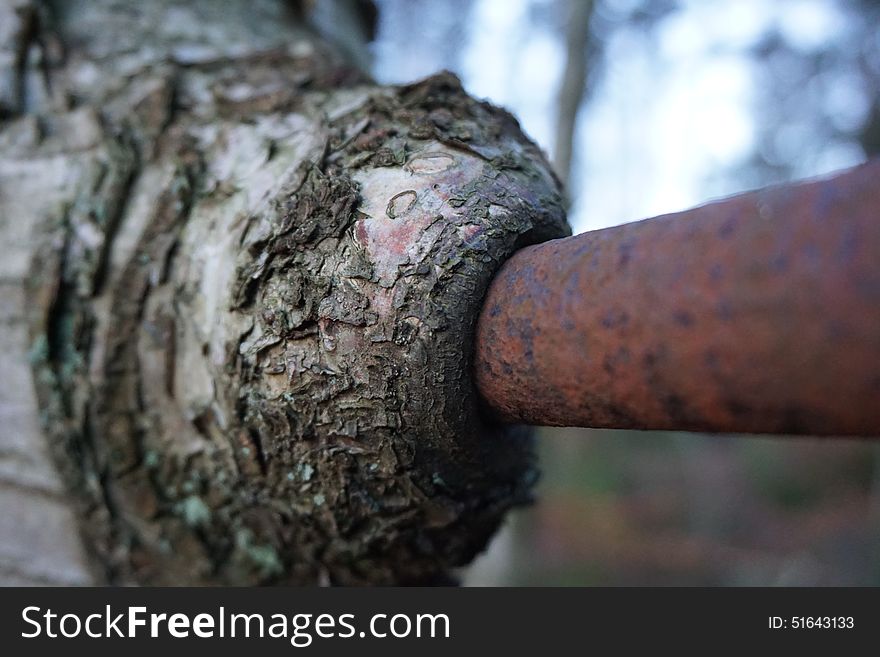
[20,1,569,585]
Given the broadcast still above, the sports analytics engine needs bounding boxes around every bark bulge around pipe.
[24,44,569,583]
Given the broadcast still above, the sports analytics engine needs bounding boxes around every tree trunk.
[0,0,567,585]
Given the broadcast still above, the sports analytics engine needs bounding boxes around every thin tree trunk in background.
[553,0,593,188]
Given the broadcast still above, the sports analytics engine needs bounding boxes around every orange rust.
[475,160,880,436]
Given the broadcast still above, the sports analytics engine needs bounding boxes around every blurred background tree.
[372,0,880,585]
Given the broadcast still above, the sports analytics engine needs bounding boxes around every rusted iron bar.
[475,160,880,436]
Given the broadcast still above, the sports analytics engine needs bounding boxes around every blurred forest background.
[368,0,880,585]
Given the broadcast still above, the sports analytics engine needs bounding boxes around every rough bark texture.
[0,0,568,585]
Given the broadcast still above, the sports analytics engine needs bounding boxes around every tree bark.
[0,0,567,585]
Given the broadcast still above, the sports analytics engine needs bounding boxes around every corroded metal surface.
[475,160,880,436]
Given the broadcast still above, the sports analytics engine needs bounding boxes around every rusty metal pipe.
[475,160,880,436]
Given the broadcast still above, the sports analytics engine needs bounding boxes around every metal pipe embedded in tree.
[5,0,880,590]
[475,160,880,436]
